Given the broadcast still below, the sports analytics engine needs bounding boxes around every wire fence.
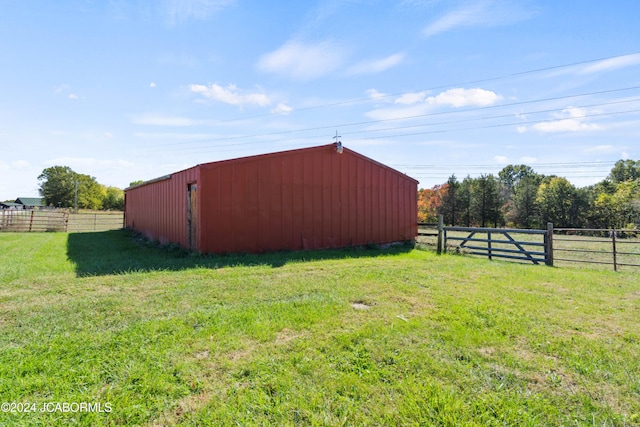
[418,219,640,272]
[553,228,640,272]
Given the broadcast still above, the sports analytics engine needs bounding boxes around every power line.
[142,105,640,155]
[343,98,640,139]
[186,51,640,125]
[348,107,640,142]
[138,87,640,152]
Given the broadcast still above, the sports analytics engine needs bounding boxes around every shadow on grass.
[66,229,414,277]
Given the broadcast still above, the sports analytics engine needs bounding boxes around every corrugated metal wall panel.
[124,167,198,248]
[126,144,417,254]
[199,145,417,253]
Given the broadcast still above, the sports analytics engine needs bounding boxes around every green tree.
[608,159,640,183]
[103,186,125,211]
[594,180,640,228]
[76,174,104,210]
[438,175,460,226]
[498,164,536,196]
[471,174,503,227]
[511,175,541,228]
[499,165,542,228]
[458,176,473,226]
[536,177,582,227]
[38,166,105,210]
[38,166,77,208]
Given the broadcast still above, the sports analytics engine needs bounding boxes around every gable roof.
[15,197,44,206]
[126,143,417,191]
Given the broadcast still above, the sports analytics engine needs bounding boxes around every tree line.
[418,159,640,229]
[38,166,125,210]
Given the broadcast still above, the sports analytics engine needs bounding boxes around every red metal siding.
[124,166,199,248]
[196,144,417,254]
[125,144,418,254]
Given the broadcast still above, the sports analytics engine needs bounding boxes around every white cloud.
[149,82,157,88]
[520,156,537,164]
[579,53,640,75]
[531,119,603,133]
[559,106,590,119]
[54,84,70,94]
[347,53,405,75]
[395,91,428,105]
[257,40,348,80]
[54,84,79,99]
[521,106,604,133]
[163,0,234,25]
[422,0,534,37]
[365,87,501,121]
[271,103,293,115]
[366,89,390,101]
[427,88,502,107]
[621,152,629,160]
[189,83,271,107]
[494,155,509,164]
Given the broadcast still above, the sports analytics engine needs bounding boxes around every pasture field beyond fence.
[0,230,639,426]
[418,224,640,272]
[0,209,123,233]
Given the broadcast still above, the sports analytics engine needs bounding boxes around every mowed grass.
[1,231,639,426]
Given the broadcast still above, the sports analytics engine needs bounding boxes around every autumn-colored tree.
[417,184,449,222]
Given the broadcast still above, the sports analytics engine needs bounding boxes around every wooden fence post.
[29,210,35,232]
[545,222,554,266]
[611,229,617,272]
[487,231,492,260]
[437,214,444,254]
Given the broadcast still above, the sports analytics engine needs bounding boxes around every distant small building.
[14,197,45,209]
[125,143,418,254]
[1,202,21,210]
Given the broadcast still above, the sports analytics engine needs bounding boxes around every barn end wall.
[198,144,417,254]
[124,167,199,247]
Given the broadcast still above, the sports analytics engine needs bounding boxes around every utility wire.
[146,106,640,155]
[139,86,640,151]
[188,51,640,124]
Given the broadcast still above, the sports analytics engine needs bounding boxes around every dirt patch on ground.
[275,328,306,345]
[350,301,374,310]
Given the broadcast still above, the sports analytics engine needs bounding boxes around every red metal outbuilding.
[125,143,418,254]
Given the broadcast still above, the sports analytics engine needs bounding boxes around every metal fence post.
[545,222,554,266]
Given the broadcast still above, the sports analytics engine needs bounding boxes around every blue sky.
[1,0,640,200]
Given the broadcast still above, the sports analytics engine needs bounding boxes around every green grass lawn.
[1,230,639,426]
